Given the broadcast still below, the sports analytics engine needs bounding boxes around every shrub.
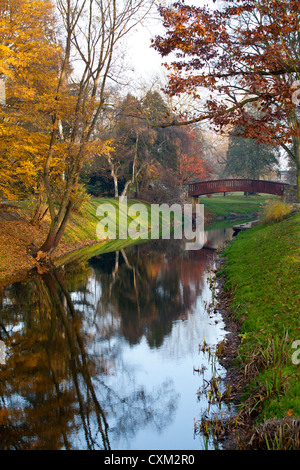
[261,200,292,224]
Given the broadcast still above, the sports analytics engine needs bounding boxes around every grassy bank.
[218,211,300,449]
[200,193,279,221]
[0,197,153,286]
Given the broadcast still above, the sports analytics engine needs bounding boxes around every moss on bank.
[219,211,300,448]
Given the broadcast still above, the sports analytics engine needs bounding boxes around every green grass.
[221,212,300,421]
[57,196,176,264]
[200,193,279,220]
[0,197,164,285]
[5,197,155,245]
[55,234,150,267]
[62,197,153,243]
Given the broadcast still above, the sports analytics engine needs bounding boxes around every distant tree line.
[80,90,212,203]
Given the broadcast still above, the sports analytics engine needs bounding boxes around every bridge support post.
[283,185,298,203]
[190,196,199,215]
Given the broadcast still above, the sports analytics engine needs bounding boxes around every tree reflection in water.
[0,234,220,450]
[87,239,214,348]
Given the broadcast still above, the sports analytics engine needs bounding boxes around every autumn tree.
[101,93,151,200]
[153,0,300,201]
[177,126,212,185]
[83,90,198,201]
[141,91,213,198]
[33,0,152,259]
[142,90,188,171]
[0,0,60,203]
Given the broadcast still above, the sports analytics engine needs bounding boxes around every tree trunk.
[105,155,119,198]
[296,142,300,203]
[119,134,140,203]
[113,174,119,198]
[119,179,132,202]
[31,204,48,226]
[36,201,73,260]
[31,192,48,226]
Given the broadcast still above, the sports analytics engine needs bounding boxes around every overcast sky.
[124,10,167,88]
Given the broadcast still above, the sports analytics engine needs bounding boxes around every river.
[0,224,237,450]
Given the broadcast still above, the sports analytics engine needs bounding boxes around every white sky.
[127,24,164,76]
[124,0,213,81]
[123,10,167,90]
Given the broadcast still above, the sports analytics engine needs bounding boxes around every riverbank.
[0,194,281,286]
[200,193,279,222]
[0,198,152,286]
[215,210,300,449]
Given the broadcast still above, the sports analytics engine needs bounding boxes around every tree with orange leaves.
[1,0,151,258]
[0,0,60,202]
[177,127,212,185]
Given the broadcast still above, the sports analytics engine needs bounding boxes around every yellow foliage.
[261,200,292,224]
[70,183,91,213]
[0,0,61,200]
[84,139,115,160]
[0,0,115,205]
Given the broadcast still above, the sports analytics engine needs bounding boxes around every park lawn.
[200,193,279,220]
[220,212,300,422]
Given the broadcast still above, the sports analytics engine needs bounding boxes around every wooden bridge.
[188,178,289,198]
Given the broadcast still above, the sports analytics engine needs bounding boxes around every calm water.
[0,226,236,450]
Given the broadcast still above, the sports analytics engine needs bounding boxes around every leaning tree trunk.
[119,179,133,202]
[36,201,73,260]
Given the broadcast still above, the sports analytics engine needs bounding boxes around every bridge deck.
[188,179,289,197]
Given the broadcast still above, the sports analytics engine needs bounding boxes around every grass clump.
[260,200,292,224]
[244,418,300,450]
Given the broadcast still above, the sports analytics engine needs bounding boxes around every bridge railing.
[188,179,287,197]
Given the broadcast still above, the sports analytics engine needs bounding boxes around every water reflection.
[0,227,234,450]
[86,240,215,347]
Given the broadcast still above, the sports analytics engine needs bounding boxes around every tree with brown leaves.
[153,0,300,201]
